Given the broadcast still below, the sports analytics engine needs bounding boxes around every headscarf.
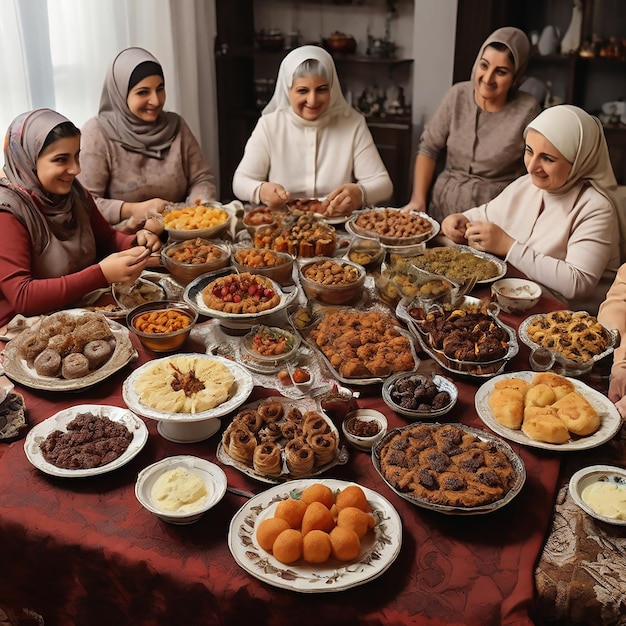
[525,104,618,203]
[0,108,97,266]
[96,47,180,159]
[471,27,532,89]
[262,45,351,122]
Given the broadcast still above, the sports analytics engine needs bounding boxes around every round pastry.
[285,407,304,423]
[258,421,282,442]
[303,412,330,438]
[83,339,114,369]
[233,408,263,433]
[521,406,571,444]
[61,353,90,379]
[285,437,315,477]
[33,348,62,378]
[551,392,601,436]
[47,333,75,357]
[201,272,281,314]
[252,442,283,476]
[40,311,76,336]
[222,422,257,464]
[17,332,48,364]
[308,432,338,466]
[280,420,303,440]
[257,400,284,422]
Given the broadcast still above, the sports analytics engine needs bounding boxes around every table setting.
[0,200,623,626]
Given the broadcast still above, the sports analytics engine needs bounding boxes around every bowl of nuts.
[298,257,366,306]
[231,245,294,286]
[382,372,457,420]
[127,300,198,352]
[161,238,231,285]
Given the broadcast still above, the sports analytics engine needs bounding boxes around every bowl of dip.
[491,278,541,314]
[569,464,626,526]
[135,455,227,524]
[342,409,387,451]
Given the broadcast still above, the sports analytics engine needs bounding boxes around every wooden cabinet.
[215,0,413,204]
[454,0,626,183]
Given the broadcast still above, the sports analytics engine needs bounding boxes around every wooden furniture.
[214,0,413,205]
[454,0,626,184]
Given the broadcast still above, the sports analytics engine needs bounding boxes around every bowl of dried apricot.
[163,203,232,241]
[161,238,231,285]
[127,300,198,352]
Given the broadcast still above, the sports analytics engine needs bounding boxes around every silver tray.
[293,306,421,385]
[396,297,518,378]
[345,208,440,247]
[518,311,617,376]
[372,422,526,515]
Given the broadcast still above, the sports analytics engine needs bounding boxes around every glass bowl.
[240,325,301,365]
[161,239,231,285]
[163,202,232,241]
[298,257,366,306]
[231,246,295,286]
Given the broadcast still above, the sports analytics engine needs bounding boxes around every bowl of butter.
[569,464,626,526]
[135,455,227,524]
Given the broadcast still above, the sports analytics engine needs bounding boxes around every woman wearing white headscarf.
[403,27,541,222]
[232,45,392,217]
[441,104,620,313]
[79,47,216,232]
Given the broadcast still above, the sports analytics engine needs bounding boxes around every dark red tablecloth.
[0,296,563,626]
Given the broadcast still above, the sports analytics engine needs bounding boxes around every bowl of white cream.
[135,455,227,524]
[569,464,626,526]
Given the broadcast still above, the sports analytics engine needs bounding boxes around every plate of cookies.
[372,422,525,515]
[228,478,402,592]
[474,371,622,451]
[217,396,348,484]
[2,309,137,391]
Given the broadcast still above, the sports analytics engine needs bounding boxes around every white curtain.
[0,0,220,195]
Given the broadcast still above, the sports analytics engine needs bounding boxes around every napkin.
[0,313,43,342]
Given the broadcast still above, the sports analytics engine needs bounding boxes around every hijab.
[262,45,351,123]
[96,47,180,159]
[0,108,96,269]
[525,104,618,204]
[471,27,532,89]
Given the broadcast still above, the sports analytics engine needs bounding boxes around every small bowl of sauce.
[342,409,387,451]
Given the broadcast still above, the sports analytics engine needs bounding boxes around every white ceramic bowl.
[135,455,227,524]
[568,464,626,526]
[341,409,388,451]
[491,278,541,314]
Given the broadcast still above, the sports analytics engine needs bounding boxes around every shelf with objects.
[453,0,626,183]
[215,0,415,205]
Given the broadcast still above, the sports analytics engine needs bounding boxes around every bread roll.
[525,383,556,408]
[521,406,570,444]
[552,392,601,436]
[531,372,575,400]
[494,378,531,396]
[488,387,524,429]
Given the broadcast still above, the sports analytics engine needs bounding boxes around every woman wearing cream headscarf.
[79,47,216,232]
[403,27,541,221]
[442,104,620,313]
[232,45,392,217]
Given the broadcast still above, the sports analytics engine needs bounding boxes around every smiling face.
[474,45,515,110]
[127,75,166,122]
[524,129,574,191]
[36,135,81,197]
[288,75,331,121]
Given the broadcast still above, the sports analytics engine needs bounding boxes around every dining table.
[0,258,620,626]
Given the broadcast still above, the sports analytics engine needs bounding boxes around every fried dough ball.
[525,383,556,408]
[329,526,361,561]
[336,506,375,539]
[302,529,332,564]
[274,498,308,529]
[301,501,335,536]
[335,485,370,512]
[521,407,570,444]
[272,528,303,564]
[301,483,335,509]
[256,517,290,552]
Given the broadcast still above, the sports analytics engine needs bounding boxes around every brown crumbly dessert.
[355,208,433,239]
[201,272,281,314]
[378,423,517,508]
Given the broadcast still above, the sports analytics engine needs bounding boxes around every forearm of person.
[357,174,393,207]
[599,265,626,365]
[409,154,437,206]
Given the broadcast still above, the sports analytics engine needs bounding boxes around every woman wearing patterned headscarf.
[0,108,162,326]
[442,105,620,313]
[79,47,216,232]
[404,27,541,222]
[232,45,392,217]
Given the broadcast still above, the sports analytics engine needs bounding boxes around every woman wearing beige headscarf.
[232,45,392,217]
[79,47,216,232]
[442,104,620,313]
[403,27,541,221]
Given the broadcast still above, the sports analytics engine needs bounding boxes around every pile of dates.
[389,374,451,412]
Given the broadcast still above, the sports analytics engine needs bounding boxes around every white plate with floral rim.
[24,404,148,478]
[227,478,402,592]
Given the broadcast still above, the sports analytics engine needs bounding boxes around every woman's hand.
[608,370,626,420]
[136,226,163,252]
[324,184,361,217]
[260,182,289,209]
[401,199,426,214]
[464,221,514,257]
[123,198,169,232]
[98,247,152,285]
[441,214,470,243]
